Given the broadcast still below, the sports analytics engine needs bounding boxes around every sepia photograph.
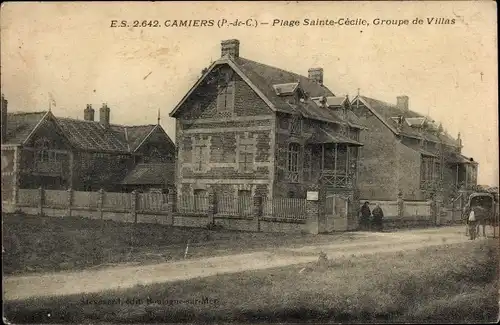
[1,1,499,323]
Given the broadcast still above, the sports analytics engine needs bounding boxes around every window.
[217,80,235,113]
[193,143,207,172]
[303,147,312,182]
[238,142,254,172]
[336,144,348,174]
[33,138,64,174]
[287,143,300,182]
[290,117,302,134]
[420,157,440,188]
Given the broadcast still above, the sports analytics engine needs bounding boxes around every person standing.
[360,201,371,231]
[468,207,478,240]
[372,203,384,232]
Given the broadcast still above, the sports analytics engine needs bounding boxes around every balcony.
[33,161,63,176]
[319,170,354,188]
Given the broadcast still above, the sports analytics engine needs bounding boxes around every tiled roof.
[446,152,477,165]
[170,55,363,128]
[56,118,130,152]
[417,148,438,158]
[4,112,48,145]
[357,96,460,147]
[307,126,363,146]
[121,163,175,185]
[3,112,167,154]
[111,124,157,152]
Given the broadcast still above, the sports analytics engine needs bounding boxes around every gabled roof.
[4,111,49,145]
[169,56,364,129]
[121,163,175,186]
[111,124,158,152]
[352,95,460,147]
[3,111,172,154]
[311,96,349,108]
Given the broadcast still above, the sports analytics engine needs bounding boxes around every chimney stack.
[1,94,7,143]
[84,104,95,121]
[397,95,409,111]
[100,103,110,128]
[221,39,240,58]
[308,68,324,85]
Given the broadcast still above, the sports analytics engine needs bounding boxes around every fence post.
[67,187,73,217]
[253,196,262,232]
[435,191,443,226]
[207,187,215,225]
[38,186,44,216]
[167,188,176,225]
[397,190,404,219]
[131,190,138,224]
[98,188,104,221]
[305,187,321,234]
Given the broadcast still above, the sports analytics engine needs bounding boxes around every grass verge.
[3,212,360,275]
[4,239,498,323]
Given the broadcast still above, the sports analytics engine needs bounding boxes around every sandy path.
[3,226,478,301]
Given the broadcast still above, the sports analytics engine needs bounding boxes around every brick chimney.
[84,104,95,121]
[99,103,110,128]
[1,94,7,143]
[397,95,409,111]
[221,39,240,58]
[308,68,324,85]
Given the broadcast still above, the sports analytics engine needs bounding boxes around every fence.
[13,186,445,234]
[17,188,166,215]
[263,197,308,220]
[216,196,253,217]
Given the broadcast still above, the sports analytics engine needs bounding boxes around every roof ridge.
[363,95,426,117]
[57,116,157,128]
[239,57,315,84]
[7,111,47,115]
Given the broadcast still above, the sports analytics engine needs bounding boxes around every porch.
[296,126,363,189]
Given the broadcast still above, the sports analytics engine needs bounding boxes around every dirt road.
[3,226,482,301]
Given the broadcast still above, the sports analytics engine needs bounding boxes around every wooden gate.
[325,194,349,232]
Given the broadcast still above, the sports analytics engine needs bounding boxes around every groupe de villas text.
[160,17,456,27]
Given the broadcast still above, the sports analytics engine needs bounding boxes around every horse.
[464,205,498,239]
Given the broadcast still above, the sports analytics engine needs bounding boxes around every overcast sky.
[1,1,497,186]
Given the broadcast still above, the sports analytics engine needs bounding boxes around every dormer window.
[405,117,426,127]
[273,82,299,96]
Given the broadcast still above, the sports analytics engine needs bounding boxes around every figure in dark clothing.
[360,201,371,231]
[372,203,384,232]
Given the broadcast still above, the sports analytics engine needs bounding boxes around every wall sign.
[306,191,319,201]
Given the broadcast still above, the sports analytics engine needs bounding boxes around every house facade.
[351,95,478,201]
[1,95,176,208]
[170,39,364,204]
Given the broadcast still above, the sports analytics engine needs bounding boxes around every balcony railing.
[319,170,353,188]
[33,161,63,175]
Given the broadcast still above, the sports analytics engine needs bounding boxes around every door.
[325,194,349,232]
[325,195,335,232]
[333,196,349,231]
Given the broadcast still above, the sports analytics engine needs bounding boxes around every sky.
[1,1,498,186]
